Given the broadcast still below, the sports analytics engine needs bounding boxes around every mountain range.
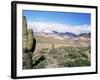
[52,31,90,38]
[35,30,91,39]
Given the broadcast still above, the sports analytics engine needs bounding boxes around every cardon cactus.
[22,16,36,69]
[22,16,28,52]
[23,16,28,35]
[23,52,33,69]
[27,29,34,51]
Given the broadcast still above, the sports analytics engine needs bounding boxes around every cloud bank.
[27,21,90,34]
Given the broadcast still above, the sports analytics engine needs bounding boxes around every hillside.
[34,33,90,45]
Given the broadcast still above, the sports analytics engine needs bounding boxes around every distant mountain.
[52,31,59,34]
[78,32,91,38]
[52,31,91,39]
[52,31,76,38]
[35,30,91,39]
[60,32,77,38]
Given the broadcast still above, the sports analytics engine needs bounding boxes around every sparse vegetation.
[31,46,90,68]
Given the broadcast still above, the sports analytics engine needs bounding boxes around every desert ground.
[31,34,91,68]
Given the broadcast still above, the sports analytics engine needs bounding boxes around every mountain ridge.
[34,30,91,39]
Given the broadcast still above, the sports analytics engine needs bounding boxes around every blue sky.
[22,10,91,26]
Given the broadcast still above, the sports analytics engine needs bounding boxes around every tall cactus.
[22,16,28,52]
[22,16,36,69]
[27,29,34,51]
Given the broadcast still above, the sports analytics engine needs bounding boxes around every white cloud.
[27,21,90,34]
